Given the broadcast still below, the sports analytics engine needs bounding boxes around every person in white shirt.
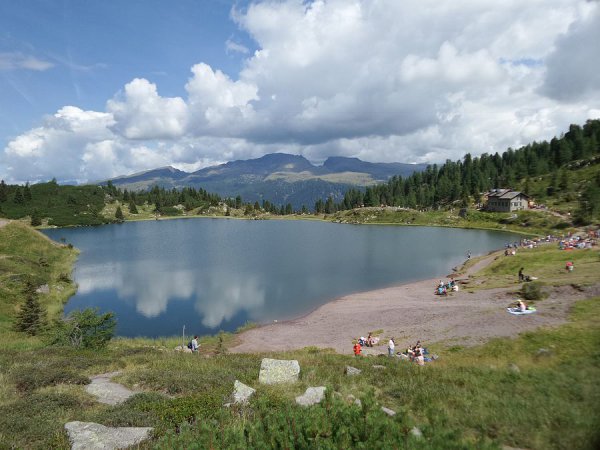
[388,338,395,357]
[191,335,200,353]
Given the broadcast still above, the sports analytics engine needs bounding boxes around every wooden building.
[485,189,530,212]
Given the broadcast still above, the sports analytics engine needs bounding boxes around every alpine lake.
[43,218,518,338]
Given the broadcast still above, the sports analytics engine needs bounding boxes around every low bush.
[10,362,89,393]
[520,281,547,300]
[48,307,116,349]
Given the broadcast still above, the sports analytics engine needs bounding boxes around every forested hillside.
[1,120,599,227]
[332,120,600,224]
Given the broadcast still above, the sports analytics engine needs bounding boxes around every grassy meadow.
[0,222,599,449]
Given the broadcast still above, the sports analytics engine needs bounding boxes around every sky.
[0,0,599,184]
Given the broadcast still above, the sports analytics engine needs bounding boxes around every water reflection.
[43,219,517,337]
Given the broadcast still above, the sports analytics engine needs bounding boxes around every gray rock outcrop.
[258,358,300,384]
[64,421,153,450]
[85,372,136,406]
[296,386,326,407]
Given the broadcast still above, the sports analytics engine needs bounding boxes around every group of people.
[435,278,458,296]
[354,336,428,366]
[353,332,379,355]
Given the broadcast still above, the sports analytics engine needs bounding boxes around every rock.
[258,358,300,384]
[232,380,255,404]
[65,421,153,450]
[372,365,386,370]
[85,372,136,406]
[36,284,50,294]
[345,366,361,376]
[536,348,552,358]
[296,386,326,407]
[346,394,362,407]
[174,345,192,353]
[508,363,520,374]
[411,427,423,438]
[381,406,396,416]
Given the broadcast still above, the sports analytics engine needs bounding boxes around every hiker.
[366,332,374,347]
[388,337,395,357]
[518,267,525,282]
[353,340,362,356]
[191,335,199,353]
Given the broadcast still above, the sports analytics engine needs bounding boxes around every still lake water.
[43,219,516,338]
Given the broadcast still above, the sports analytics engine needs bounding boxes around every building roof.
[487,189,529,200]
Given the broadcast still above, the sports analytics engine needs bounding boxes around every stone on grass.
[345,366,361,376]
[508,363,520,374]
[296,386,326,407]
[232,380,255,404]
[65,421,153,450]
[372,365,386,370]
[258,358,300,384]
[381,406,396,416]
[346,394,362,407]
[174,345,192,353]
[536,348,552,358]
[36,284,50,294]
[86,372,136,406]
[411,427,423,438]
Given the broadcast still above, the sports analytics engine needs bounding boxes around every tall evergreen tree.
[30,208,42,227]
[115,205,124,221]
[24,182,32,201]
[14,282,46,336]
[13,187,24,204]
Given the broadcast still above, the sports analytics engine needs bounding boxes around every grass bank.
[1,222,599,449]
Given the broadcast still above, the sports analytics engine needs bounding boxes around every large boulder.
[65,421,153,450]
[296,387,326,407]
[258,358,300,384]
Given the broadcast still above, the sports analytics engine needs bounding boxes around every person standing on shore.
[518,267,524,282]
[388,337,395,357]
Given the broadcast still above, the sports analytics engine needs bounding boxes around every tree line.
[321,119,600,223]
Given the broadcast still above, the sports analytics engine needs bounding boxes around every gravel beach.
[230,251,598,354]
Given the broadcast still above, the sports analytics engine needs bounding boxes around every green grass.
[1,223,599,449]
[466,244,600,291]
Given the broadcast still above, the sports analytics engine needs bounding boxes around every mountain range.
[106,153,427,209]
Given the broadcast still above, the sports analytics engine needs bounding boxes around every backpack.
[187,341,193,350]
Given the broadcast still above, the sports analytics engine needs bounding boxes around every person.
[414,348,425,366]
[467,250,471,260]
[388,337,395,357]
[191,335,200,353]
[353,340,362,357]
[367,332,374,347]
[518,267,524,282]
[518,300,527,312]
[566,261,574,272]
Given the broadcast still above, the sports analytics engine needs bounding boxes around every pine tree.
[128,202,138,214]
[14,283,46,336]
[24,182,32,201]
[0,180,7,202]
[13,187,24,204]
[115,205,124,221]
[30,208,42,227]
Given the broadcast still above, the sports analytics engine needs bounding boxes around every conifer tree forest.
[0,119,599,226]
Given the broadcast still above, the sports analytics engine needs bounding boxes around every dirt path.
[230,251,598,355]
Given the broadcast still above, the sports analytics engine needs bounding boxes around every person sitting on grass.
[517,300,528,312]
[353,340,362,356]
[366,332,374,347]
[191,335,200,353]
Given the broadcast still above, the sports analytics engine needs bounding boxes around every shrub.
[10,363,89,393]
[520,281,547,301]
[14,282,47,336]
[48,308,116,349]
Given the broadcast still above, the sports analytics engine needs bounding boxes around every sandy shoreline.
[230,251,599,355]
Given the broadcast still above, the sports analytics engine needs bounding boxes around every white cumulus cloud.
[2,0,599,183]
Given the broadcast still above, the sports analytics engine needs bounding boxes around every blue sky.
[1,0,599,184]
[1,0,251,140]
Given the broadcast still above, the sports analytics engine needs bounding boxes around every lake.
[43,219,517,338]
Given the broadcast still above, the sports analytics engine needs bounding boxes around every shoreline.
[229,250,598,355]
